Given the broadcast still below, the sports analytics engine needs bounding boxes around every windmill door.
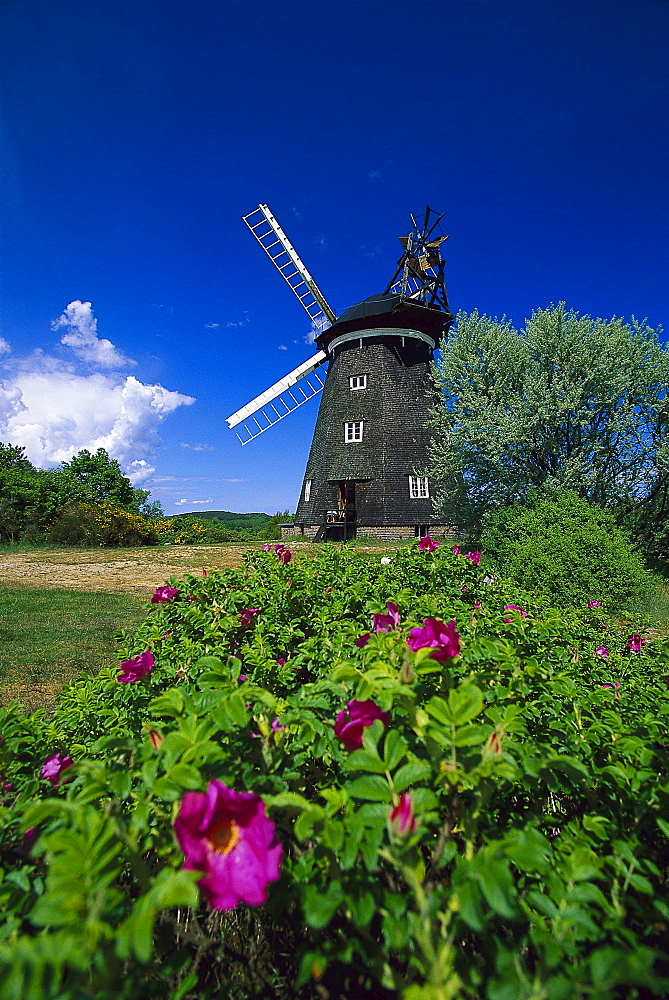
[325,481,357,541]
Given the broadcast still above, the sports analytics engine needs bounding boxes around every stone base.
[287,523,457,541]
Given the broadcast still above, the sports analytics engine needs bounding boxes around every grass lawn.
[0,588,147,711]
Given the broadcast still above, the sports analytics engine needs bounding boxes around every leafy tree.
[0,442,33,471]
[479,488,652,612]
[59,448,149,512]
[0,464,43,542]
[429,304,669,530]
[257,510,294,540]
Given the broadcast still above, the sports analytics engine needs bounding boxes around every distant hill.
[167,510,271,533]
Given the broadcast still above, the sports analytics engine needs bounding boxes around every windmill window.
[345,421,364,443]
[304,479,312,502]
[409,476,429,499]
[350,375,367,390]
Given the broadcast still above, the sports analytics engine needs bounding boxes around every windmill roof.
[316,292,447,350]
[335,292,403,325]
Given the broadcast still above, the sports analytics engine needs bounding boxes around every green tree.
[0,442,33,471]
[59,448,149,512]
[429,304,669,529]
[257,510,294,540]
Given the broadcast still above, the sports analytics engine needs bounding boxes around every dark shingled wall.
[294,329,437,530]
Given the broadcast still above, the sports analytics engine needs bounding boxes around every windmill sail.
[242,204,337,332]
[225,351,327,445]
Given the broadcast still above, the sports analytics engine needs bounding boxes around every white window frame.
[409,476,429,499]
[349,374,367,390]
[304,479,311,502]
[345,421,364,443]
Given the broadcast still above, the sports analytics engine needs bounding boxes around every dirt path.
[0,544,307,595]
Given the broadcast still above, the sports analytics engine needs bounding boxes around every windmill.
[225,204,454,541]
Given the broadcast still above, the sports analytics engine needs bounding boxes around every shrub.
[480,489,654,612]
[49,503,158,547]
[1,542,668,998]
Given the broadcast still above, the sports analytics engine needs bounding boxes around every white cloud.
[204,322,220,329]
[0,337,11,355]
[51,300,134,368]
[304,315,331,345]
[125,459,156,484]
[180,441,215,451]
[175,498,215,506]
[278,344,287,350]
[226,311,249,328]
[0,301,195,479]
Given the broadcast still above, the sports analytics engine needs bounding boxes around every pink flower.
[238,675,248,683]
[474,601,482,610]
[602,682,621,690]
[274,544,285,554]
[354,633,371,648]
[334,699,391,751]
[41,753,74,787]
[452,545,461,555]
[595,647,610,658]
[407,618,461,662]
[588,600,603,609]
[202,569,208,577]
[238,608,260,628]
[503,605,528,622]
[151,585,179,603]
[628,634,645,652]
[271,717,285,733]
[185,595,198,602]
[278,548,291,565]
[464,551,481,566]
[118,650,154,683]
[276,659,286,666]
[372,601,400,633]
[418,535,440,552]
[262,544,272,551]
[390,793,416,836]
[174,780,282,911]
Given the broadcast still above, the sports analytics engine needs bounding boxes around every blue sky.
[1,0,667,515]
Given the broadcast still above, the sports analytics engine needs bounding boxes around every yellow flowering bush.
[48,503,158,547]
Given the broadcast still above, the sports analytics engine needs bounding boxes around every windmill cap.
[316,292,449,350]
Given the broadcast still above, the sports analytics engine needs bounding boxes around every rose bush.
[0,541,667,998]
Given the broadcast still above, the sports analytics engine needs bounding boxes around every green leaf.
[5,870,30,892]
[455,880,485,931]
[393,760,431,793]
[453,723,489,747]
[526,890,558,919]
[383,730,408,770]
[348,774,392,802]
[294,806,325,840]
[478,859,517,918]
[656,817,669,839]
[448,684,484,726]
[302,883,342,929]
[346,748,387,774]
[223,691,248,727]
[348,891,375,928]
[167,764,203,790]
[361,718,385,755]
[265,792,310,811]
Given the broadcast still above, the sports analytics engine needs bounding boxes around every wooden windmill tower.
[225,205,454,541]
